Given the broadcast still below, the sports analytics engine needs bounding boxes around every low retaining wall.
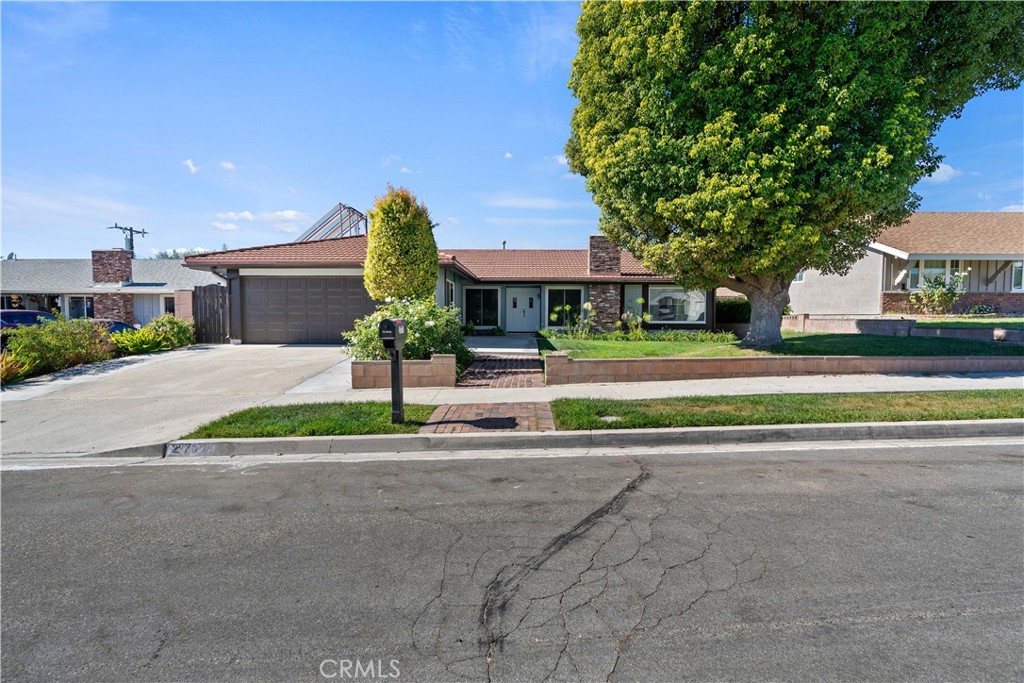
[351,354,457,389]
[782,314,1023,343]
[543,352,1024,385]
[882,291,1024,316]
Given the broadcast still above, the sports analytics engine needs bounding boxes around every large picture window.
[464,288,499,327]
[648,287,706,323]
[547,288,583,327]
[909,260,961,290]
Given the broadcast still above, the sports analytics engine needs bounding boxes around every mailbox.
[379,318,407,351]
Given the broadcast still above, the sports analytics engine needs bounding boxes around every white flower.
[424,320,435,327]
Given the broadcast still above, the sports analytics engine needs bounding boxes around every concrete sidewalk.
[272,370,1024,406]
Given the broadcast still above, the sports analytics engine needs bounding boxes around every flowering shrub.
[344,297,474,372]
[547,301,594,338]
[615,297,652,340]
[540,328,736,343]
[910,270,969,315]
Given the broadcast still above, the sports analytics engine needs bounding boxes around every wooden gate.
[193,284,229,343]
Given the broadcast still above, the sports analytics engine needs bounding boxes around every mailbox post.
[378,318,407,423]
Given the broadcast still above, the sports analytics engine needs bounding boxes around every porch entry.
[505,287,541,332]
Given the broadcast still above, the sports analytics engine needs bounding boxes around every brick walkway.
[420,402,556,433]
[457,354,544,389]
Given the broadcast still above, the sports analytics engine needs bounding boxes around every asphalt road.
[2,441,1022,682]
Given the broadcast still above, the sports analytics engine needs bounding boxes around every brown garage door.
[241,277,375,344]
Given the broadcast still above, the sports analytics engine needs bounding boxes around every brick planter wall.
[543,351,1024,385]
[782,314,915,336]
[94,293,136,324]
[882,291,1024,316]
[351,354,457,389]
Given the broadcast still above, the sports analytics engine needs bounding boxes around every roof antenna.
[502,240,506,250]
[106,223,148,254]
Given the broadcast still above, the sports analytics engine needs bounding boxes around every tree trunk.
[724,276,791,349]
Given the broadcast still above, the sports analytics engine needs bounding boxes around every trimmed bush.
[4,316,115,374]
[364,186,438,301]
[147,314,195,348]
[344,298,474,372]
[715,297,751,323]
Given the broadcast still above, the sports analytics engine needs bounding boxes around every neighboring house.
[788,212,1024,316]
[184,235,713,344]
[0,248,226,325]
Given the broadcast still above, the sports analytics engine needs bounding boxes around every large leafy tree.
[364,185,438,301]
[567,1,1024,347]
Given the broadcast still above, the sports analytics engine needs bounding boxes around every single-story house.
[183,235,714,344]
[0,248,226,325]
[788,212,1024,316]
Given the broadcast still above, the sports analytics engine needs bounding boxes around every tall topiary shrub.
[364,186,438,301]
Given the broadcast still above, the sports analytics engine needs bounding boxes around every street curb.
[149,419,1024,458]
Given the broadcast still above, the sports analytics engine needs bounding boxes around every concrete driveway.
[0,345,351,456]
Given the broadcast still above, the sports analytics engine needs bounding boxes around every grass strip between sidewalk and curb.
[185,402,437,438]
[550,390,1024,431]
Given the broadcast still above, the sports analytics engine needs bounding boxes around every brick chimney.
[92,248,133,285]
[588,235,621,274]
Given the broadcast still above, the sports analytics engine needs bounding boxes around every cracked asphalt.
[2,440,1022,682]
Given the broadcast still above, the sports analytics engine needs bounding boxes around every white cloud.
[381,154,401,167]
[504,152,513,159]
[445,216,460,225]
[220,161,236,170]
[260,210,310,233]
[211,222,239,232]
[182,159,199,175]
[482,193,591,210]
[921,162,962,184]
[977,191,993,201]
[556,154,568,165]
[215,211,254,221]
[399,167,413,174]
[999,204,1024,212]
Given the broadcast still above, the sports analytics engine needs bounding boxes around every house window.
[648,287,706,323]
[546,288,583,327]
[163,297,176,315]
[623,284,644,317]
[464,288,499,327]
[909,259,962,290]
[793,270,805,283]
[1013,261,1023,291]
[446,279,456,306]
[67,296,94,319]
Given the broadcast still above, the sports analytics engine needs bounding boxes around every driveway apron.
[0,345,350,456]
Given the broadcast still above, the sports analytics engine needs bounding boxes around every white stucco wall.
[787,250,884,315]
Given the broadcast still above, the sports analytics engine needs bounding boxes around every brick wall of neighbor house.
[173,290,194,321]
[94,293,136,324]
[589,283,621,331]
[589,235,620,273]
[92,249,133,284]
[882,291,1024,315]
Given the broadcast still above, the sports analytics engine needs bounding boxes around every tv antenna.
[107,223,148,253]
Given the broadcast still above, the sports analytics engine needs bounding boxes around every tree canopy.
[364,185,438,301]
[567,1,1024,346]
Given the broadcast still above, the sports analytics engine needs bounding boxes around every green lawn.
[541,331,1024,359]
[185,402,437,438]
[912,317,1024,329]
[551,390,1024,431]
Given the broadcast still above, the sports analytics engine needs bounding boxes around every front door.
[505,287,540,332]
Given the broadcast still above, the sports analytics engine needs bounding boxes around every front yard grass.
[551,390,1024,430]
[540,331,1024,359]
[185,402,436,438]
[912,317,1024,329]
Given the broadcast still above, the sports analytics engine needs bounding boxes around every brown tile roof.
[440,248,672,282]
[185,235,673,282]
[184,235,369,267]
[875,212,1024,256]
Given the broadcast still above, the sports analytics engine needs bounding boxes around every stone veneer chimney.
[588,235,621,274]
[92,248,133,285]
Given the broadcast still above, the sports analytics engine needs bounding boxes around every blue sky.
[2,2,1022,259]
